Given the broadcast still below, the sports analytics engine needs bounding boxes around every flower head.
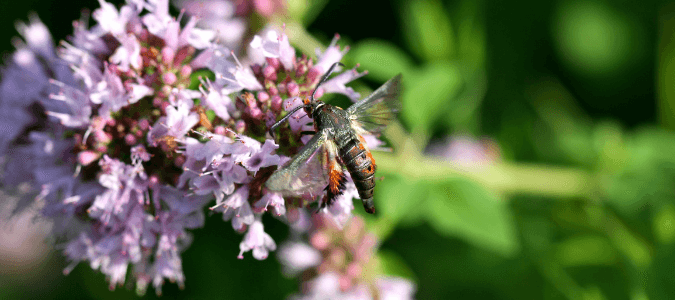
[1,0,388,293]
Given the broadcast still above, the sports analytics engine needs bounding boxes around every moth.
[265,62,401,214]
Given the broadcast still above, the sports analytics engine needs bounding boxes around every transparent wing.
[347,74,402,134]
[265,129,335,197]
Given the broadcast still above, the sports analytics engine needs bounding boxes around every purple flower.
[238,219,276,260]
[250,29,295,70]
[277,241,321,276]
[199,78,233,121]
[174,0,246,50]
[322,66,368,101]
[208,47,263,93]
[324,175,358,228]
[376,276,417,300]
[110,33,142,71]
[218,185,254,231]
[93,0,139,37]
[253,191,286,215]
[308,34,349,83]
[242,139,280,172]
[426,135,501,168]
[1,0,402,292]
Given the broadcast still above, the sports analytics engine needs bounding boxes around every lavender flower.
[281,215,417,299]
[426,135,501,168]
[1,0,389,294]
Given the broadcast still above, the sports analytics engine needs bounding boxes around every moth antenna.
[268,104,310,136]
[311,62,344,102]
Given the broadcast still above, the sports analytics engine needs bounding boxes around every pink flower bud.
[161,47,175,65]
[247,107,263,119]
[266,57,280,69]
[311,231,330,250]
[295,63,307,77]
[307,67,321,84]
[267,84,278,96]
[78,151,101,166]
[339,275,353,292]
[287,82,300,97]
[346,262,362,278]
[162,72,177,85]
[124,134,137,145]
[277,83,287,95]
[263,65,277,81]
[257,91,270,102]
[235,120,246,134]
[149,174,160,187]
[270,95,282,111]
[180,65,192,78]
[214,125,227,135]
[138,119,150,130]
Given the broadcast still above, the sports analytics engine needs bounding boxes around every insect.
[265,62,401,214]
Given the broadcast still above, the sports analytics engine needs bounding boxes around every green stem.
[375,123,595,199]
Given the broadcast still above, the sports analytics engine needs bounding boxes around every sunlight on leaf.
[425,179,519,256]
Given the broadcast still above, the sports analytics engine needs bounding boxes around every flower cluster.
[1,0,379,294]
[278,215,416,299]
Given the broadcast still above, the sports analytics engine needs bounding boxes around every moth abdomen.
[339,139,377,213]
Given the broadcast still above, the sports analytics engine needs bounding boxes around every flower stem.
[374,123,596,199]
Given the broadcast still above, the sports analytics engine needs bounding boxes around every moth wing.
[265,129,336,197]
[347,74,402,134]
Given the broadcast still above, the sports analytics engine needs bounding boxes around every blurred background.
[2,0,675,299]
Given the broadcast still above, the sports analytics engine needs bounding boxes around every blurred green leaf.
[377,250,417,281]
[286,0,329,25]
[402,62,462,134]
[647,243,675,300]
[401,0,454,61]
[350,40,415,82]
[375,174,427,227]
[425,179,519,256]
[455,0,486,68]
[554,235,617,266]
[603,128,675,216]
[189,69,214,90]
[653,204,675,245]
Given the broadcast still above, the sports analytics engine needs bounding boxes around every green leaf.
[654,204,675,245]
[286,0,329,25]
[400,0,455,61]
[425,179,519,256]
[375,174,427,227]
[378,250,417,281]
[402,62,462,134]
[602,128,675,217]
[350,40,415,82]
[554,235,617,266]
[189,69,214,90]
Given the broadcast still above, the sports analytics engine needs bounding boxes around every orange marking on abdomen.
[328,161,343,194]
